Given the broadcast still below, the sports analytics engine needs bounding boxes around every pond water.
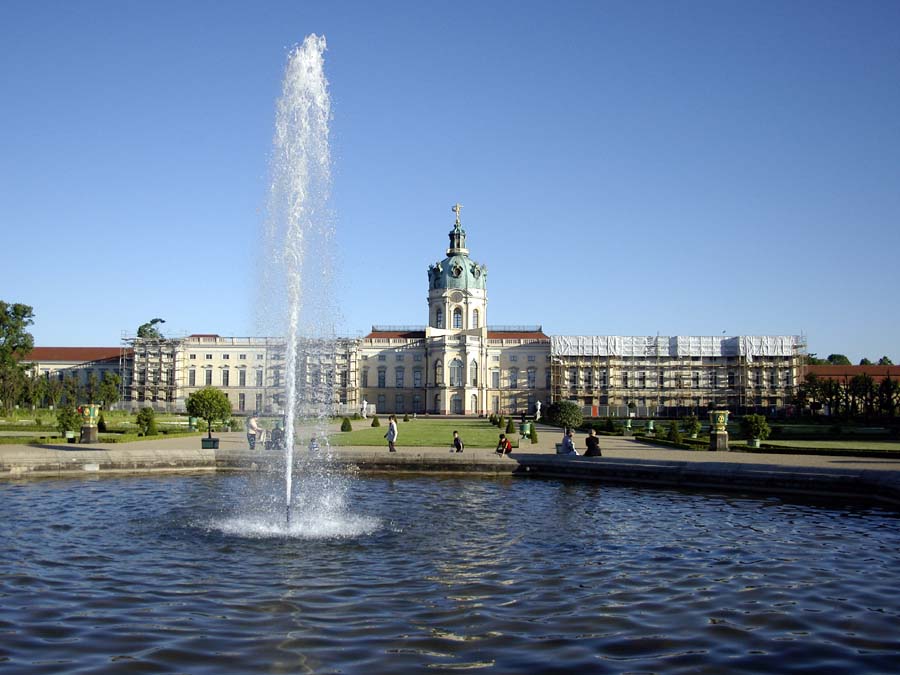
[1,474,898,674]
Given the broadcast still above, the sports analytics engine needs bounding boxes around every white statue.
[361,399,368,419]
[535,400,542,420]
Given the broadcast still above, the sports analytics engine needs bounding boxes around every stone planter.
[201,437,220,449]
[749,438,761,449]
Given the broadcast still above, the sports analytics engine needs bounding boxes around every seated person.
[268,422,285,449]
[584,428,602,457]
[495,433,512,454]
[559,428,579,455]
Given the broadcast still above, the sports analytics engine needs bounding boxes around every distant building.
[22,346,123,391]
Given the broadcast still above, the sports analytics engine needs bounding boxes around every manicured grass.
[763,440,900,452]
[329,418,520,448]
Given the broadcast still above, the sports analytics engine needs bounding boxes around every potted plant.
[740,414,770,448]
[684,415,702,439]
[185,386,232,450]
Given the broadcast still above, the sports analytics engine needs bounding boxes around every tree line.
[795,371,900,421]
[807,353,894,366]
[0,301,121,414]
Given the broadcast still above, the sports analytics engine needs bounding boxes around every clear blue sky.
[2,1,898,363]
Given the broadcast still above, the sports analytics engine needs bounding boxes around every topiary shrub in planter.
[740,414,771,446]
[741,415,771,448]
[667,420,682,444]
[341,417,352,432]
[97,413,107,433]
[185,387,232,446]
[530,424,538,444]
[498,415,505,430]
[505,418,516,434]
[136,407,158,436]
[684,415,701,438]
[371,415,381,427]
[403,413,410,422]
[56,405,80,438]
[544,401,583,430]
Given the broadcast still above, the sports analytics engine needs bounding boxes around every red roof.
[487,331,549,340]
[23,347,123,363]
[807,365,900,383]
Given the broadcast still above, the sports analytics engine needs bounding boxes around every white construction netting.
[550,336,802,362]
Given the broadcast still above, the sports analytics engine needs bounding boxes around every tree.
[849,374,876,419]
[683,415,702,437]
[667,420,682,444]
[0,301,35,413]
[45,376,63,409]
[877,376,899,419]
[98,372,121,408]
[860,358,873,366]
[86,372,100,403]
[135,407,158,436]
[63,372,82,406]
[878,356,894,366]
[185,387,232,439]
[543,401,583,429]
[806,353,827,365]
[826,354,852,366]
[137,318,165,339]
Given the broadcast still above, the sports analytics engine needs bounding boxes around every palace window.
[450,359,464,386]
[256,370,263,387]
[188,369,196,387]
[434,360,443,385]
[413,368,423,388]
[205,370,213,386]
[395,367,405,388]
[492,370,500,388]
[239,369,246,387]
[377,368,386,388]
[470,360,478,386]
[453,308,462,329]
[527,367,536,389]
[509,367,519,389]
[472,309,480,328]
[222,369,229,387]
[361,369,369,388]
[435,308,444,329]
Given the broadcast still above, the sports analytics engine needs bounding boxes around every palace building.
[27,205,807,417]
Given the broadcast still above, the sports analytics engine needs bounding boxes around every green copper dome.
[427,213,487,290]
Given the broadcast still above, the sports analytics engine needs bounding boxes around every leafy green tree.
[826,354,852,366]
[22,366,46,409]
[137,318,165,339]
[185,387,232,439]
[683,415,702,437]
[45,376,63,409]
[135,407,158,436]
[806,353,827,365]
[878,356,894,366]
[544,401,583,429]
[849,373,877,419]
[98,372,121,408]
[86,372,100,403]
[877,376,899,419]
[63,372,82,406]
[860,358,873,366]
[0,301,35,413]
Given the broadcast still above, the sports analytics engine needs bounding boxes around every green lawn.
[328,418,525,448]
[763,440,900,452]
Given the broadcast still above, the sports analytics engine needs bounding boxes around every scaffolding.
[550,335,807,417]
[119,334,187,412]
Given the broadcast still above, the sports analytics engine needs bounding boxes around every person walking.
[247,413,262,450]
[451,430,464,453]
[385,414,398,452]
[584,428,602,456]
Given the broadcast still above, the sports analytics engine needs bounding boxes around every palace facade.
[26,207,807,417]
